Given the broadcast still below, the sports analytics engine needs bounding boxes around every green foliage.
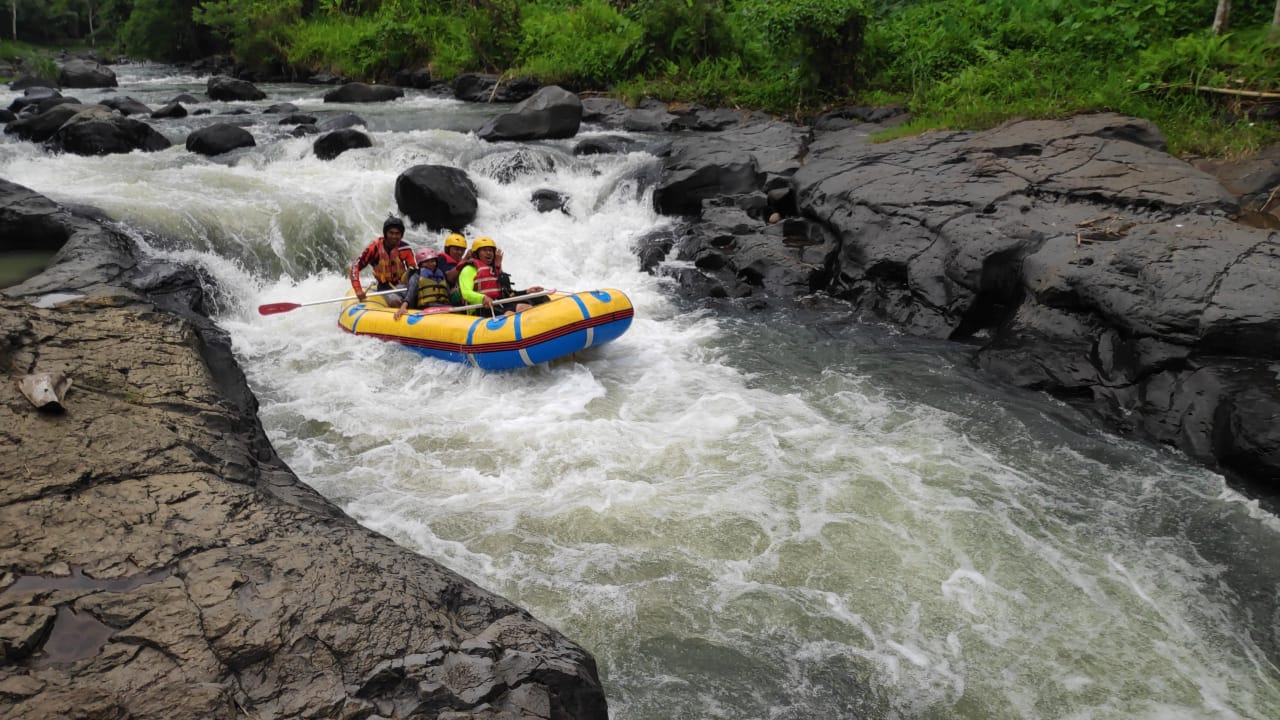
[193,0,303,66]
[286,15,386,79]
[627,0,734,68]
[517,0,642,85]
[72,0,1280,157]
[736,0,868,102]
[117,0,204,60]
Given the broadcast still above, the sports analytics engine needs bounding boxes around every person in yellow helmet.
[439,232,471,284]
[457,236,545,315]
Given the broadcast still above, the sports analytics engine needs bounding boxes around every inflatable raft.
[337,288,634,370]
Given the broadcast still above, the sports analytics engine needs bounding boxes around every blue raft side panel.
[400,314,634,370]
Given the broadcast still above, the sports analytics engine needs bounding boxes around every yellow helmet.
[470,236,496,252]
[444,233,467,250]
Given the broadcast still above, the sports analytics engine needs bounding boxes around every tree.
[1213,0,1229,34]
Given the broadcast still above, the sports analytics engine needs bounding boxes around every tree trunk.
[88,1,96,47]
[1274,0,1280,30]
[1213,0,1230,35]
[10,1,16,41]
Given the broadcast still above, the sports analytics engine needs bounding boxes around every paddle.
[257,287,404,316]
[417,289,556,316]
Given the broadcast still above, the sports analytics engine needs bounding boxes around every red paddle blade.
[257,302,301,315]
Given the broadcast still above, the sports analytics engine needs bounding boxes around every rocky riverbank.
[627,106,1280,495]
[0,183,608,719]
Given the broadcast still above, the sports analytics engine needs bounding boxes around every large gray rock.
[186,123,256,156]
[48,107,173,156]
[206,75,266,102]
[453,73,539,103]
[478,86,583,142]
[57,59,117,88]
[313,128,372,160]
[322,82,404,103]
[395,164,479,230]
[3,103,92,143]
[650,110,1280,489]
[0,182,609,720]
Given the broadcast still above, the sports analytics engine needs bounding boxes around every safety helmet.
[383,215,406,234]
[470,236,496,252]
[414,248,437,265]
[444,233,467,250]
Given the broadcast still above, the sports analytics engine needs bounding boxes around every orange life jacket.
[350,236,414,293]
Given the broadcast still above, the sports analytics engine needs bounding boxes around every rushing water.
[4,64,1279,720]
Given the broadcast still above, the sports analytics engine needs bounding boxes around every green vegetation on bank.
[7,1,1280,156]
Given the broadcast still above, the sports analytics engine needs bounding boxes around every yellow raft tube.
[337,288,634,370]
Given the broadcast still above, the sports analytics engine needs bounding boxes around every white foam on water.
[3,67,1279,720]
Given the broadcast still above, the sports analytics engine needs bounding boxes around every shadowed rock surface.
[634,110,1280,493]
[0,180,609,720]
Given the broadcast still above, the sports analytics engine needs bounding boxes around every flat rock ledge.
[0,184,608,719]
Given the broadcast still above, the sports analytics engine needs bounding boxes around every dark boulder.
[48,107,172,156]
[0,178,73,251]
[314,128,372,160]
[478,86,582,142]
[323,82,404,103]
[453,73,539,103]
[317,112,367,132]
[4,103,92,143]
[206,75,266,102]
[151,101,188,119]
[278,113,317,125]
[185,123,256,156]
[101,96,152,116]
[8,87,60,114]
[57,59,117,88]
[264,102,299,114]
[531,189,570,214]
[394,165,479,230]
[10,75,57,91]
[393,67,436,89]
[573,134,647,156]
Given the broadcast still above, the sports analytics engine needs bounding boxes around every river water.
[3,64,1279,720]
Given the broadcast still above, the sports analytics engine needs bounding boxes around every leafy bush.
[193,0,304,66]
[116,0,205,61]
[517,0,643,85]
[737,0,868,100]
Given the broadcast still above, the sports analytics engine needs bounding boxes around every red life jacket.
[469,261,503,300]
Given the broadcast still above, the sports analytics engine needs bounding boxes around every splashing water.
[3,64,1279,719]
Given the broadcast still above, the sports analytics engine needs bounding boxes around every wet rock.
[314,128,372,160]
[185,123,255,156]
[100,96,151,116]
[395,165,479,231]
[0,181,609,720]
[478,86,582,142]
[57,59,116,89]
[206,75,265,102]
[322,82,404,103]
[453,73,539,103]
[48,107,173,156]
